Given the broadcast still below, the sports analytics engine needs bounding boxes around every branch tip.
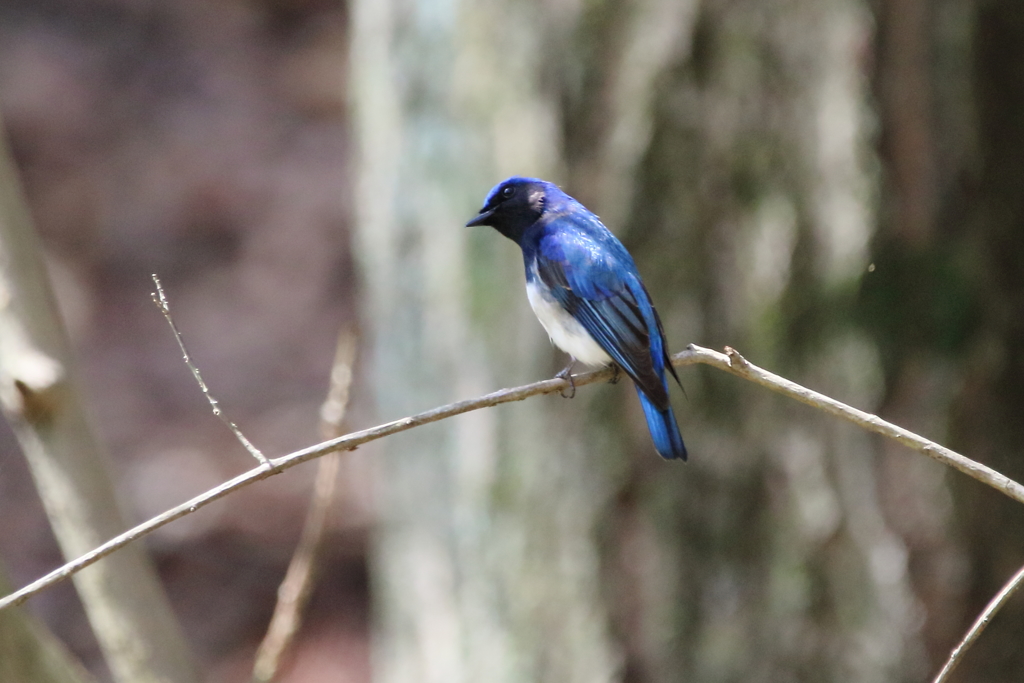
[150,273,270,468]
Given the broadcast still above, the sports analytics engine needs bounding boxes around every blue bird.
[467,176,687,460]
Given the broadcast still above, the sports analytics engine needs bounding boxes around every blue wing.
[533,216,678,410]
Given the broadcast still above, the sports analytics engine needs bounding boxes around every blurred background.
[1,0,1023,682]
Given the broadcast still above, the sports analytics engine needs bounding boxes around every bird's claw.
[556,360,577,399]
[608,365,621,385]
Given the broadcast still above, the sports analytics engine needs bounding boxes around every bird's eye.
[501,185,516,199]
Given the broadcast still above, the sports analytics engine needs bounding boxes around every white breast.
[525,276,613,367]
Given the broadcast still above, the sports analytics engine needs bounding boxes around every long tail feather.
[636,386,687,460]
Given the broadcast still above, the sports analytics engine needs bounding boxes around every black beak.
[465,208,495,227]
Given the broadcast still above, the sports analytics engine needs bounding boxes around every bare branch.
[151,274,272,468]
[701,345,1024,505]
[251,329,357,683]
[3,344,1023,614]
[932,563,1024,683]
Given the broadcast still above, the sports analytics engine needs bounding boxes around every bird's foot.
[556,359,577,399]
[608,364,621,385]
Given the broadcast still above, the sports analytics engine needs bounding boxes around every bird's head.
[466,176,552,243]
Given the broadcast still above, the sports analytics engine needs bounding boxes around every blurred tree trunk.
[349,2,620,681]
[594,0,927,680]
[954,4,1024,681]
[0,122,200,683]
[351,0,946,681]
[863,0,974,675]
[864,0,1024,681]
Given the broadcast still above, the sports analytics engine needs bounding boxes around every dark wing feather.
[535,230,670,408]
[639,279,683,390]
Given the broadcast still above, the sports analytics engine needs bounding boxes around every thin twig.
[3,345,1023,613]
[932,563,1024,683]
[151,275,271,468]
[251,329,357,683]
[703,345,1024,505]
